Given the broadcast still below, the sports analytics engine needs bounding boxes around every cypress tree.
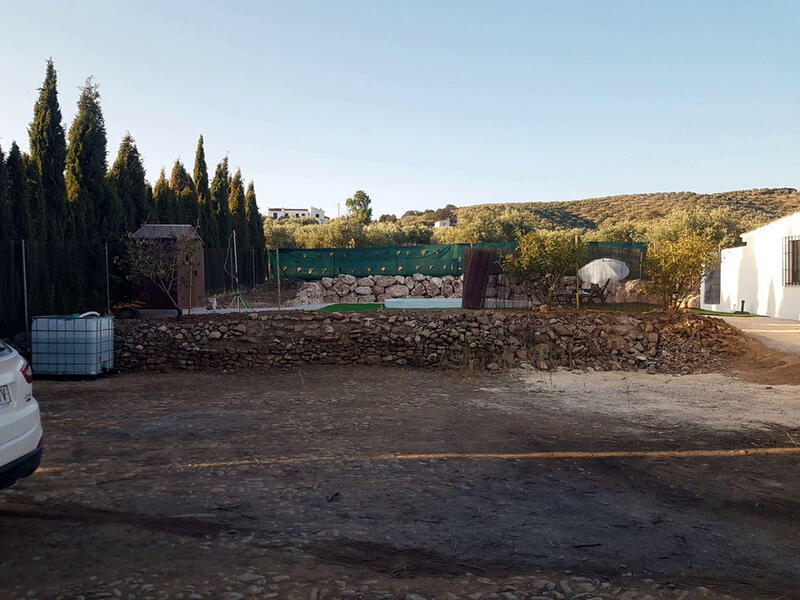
[0,146,10,241]
[210,156,231,245]
[6,142,33,239]
[228,168,250,249]
[145,182,154,221]
[152,169,176,223]
[65,78,109,239]
[169,159,197,224]
[0,146,11,336]
[245,181,266,281]
[23,154,47,240]
[108,133,149,231]
[245,181,265,250]
[193,135,218,248]
[28,59,67,241]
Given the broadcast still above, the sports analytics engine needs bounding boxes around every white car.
[0,340,42,488]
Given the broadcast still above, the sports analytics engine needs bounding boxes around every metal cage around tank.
[31,314,114,376]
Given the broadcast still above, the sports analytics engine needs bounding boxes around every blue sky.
[1,1,799,217]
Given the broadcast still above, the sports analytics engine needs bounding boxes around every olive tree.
[118,234,194,319]
[501,230,585,304]
[644,235,718,308]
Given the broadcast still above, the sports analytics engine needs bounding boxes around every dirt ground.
[3,358,800,600]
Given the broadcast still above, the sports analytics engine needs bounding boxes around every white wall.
[702,213,800,319]
[268,207,328,224]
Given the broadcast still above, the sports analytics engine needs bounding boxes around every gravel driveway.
[2,366,799,600]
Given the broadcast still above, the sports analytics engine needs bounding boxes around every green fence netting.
[268,241,645,281]
[586,241,647,280]
[269,243,517,280]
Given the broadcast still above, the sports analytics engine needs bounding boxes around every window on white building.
[783,236,800,285]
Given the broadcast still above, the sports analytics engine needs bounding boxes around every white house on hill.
[701,212,800,319]
[267,206,329,224]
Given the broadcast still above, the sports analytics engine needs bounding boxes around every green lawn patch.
[689,308,761,317]
[319,303,384,312]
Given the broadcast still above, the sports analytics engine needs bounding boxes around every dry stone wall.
[289,273,672,307]
[289,273,464,306]
[289,273,556,306]
[115,309,744,374]
[290,273,701,309]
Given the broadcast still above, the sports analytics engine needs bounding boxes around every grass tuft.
[319,303,384,312]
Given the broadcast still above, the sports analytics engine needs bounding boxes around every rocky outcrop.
[679,294,702,309]
[115,309,745,374]
[605,279,701,308]
[605,279,663,305]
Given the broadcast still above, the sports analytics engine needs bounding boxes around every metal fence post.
[276,247,282,309]
[104,242,111,315]
[21,239,29,339]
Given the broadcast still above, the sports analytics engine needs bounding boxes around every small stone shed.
[131,224,205,310]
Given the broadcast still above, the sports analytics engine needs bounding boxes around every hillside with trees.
[430,188,800,243]
[263,187,800,249]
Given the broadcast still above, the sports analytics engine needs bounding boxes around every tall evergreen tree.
[193,135,218,248]
[0,146,10,241]
[108,133,149,231]
[152,169,176,223]
[28,59,67,241]
[23,154,47,240]
[245,181,266,282]
[193,136,210,203]
[6,142,33,239]
[169,159,197,224]
[65,79,111,239]
[145,181,154,220]
[228,168,250,249]
[210,156,231,245]
[245,181,265,250]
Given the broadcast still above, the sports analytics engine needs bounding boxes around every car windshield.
[0,341,11,356]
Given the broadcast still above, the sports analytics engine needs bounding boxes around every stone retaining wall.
[289,273,464,306]
[289,273,684,308]
[289,273,560,306]
[115,309,744,373]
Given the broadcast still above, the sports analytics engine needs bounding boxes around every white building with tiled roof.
[267,206,329,224]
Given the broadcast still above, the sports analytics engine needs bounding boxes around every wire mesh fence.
[0,239,269,340]
[1,238,648,339]
[586,242,647,280]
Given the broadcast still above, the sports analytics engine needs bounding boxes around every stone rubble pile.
[604,279,701,309]
[604,279,662,305]
[115,309,745,373]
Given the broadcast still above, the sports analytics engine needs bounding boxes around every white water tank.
[32,313,114,376]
